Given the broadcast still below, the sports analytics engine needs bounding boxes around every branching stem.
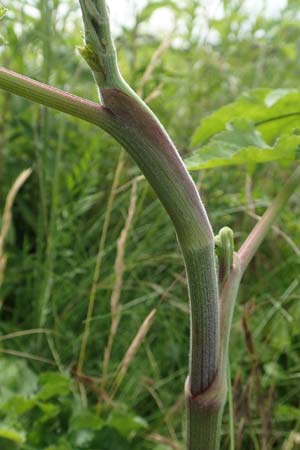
[238,166,300,275]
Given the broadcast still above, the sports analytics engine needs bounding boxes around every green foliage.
[187,89,300,169]
[0,357,149,449]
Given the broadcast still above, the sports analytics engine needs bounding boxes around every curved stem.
[78,0,220,395]
[1,1,220,444]
[0,64,219,395]
[101,88,219,394]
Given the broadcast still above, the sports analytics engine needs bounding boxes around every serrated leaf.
[186,120,300,170]
[191,89,270,146]
[191,88,300,147]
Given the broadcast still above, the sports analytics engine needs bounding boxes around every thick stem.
[101,88,219,394]
[185,370,227,450]
[1,0,220,441]
[77,4,219,392]
[0,66,219,394]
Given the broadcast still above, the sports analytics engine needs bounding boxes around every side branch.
[238,166,300,275]
[0,67,114,132]
[218,165,300,403]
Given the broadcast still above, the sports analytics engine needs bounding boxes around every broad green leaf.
[0,358,37,403]
[191,89,300,147]
[37,372,71,401]
[264,89,297,107]
[191,89,270,146]
[2,396,36,416]
[107,410,148,438]
[70,412,104,431]
[186,120,300,170]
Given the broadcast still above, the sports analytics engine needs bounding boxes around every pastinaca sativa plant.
[0,2,299,449]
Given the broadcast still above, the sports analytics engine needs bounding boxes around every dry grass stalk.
[101,179,138,388]
[147,432,183,450]
[78,152,124,374]
[144,83,163,104]
[0,168,32,299]
[0,328,51,341]
[110,307,157,398]
[107,271,183,400]
[0,348,56,366]
[137,34,173,97]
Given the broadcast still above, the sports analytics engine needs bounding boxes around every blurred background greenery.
[0,1,300,449]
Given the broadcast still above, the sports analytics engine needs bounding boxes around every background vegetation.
[0,1,300,449]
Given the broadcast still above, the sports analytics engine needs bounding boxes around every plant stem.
[238,166,300,275]
[0,67,113,130]
[1,5,219,446]
[78,0,220,395]
[2,0,219,441]
[202,167,300,450]
[227,358,235,450]
[185,369,226,450]
[0,62,219,394]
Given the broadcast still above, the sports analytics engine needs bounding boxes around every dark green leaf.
[186,120,300,170]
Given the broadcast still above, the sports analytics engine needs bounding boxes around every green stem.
[227,359,235,450]
[99,87,219,395]
[186,162,300,448]
[0,67,113,130]
[78,0,219,394]
[238,166,300,275]
[185,370,226,450]
[220,166,300,372]
[0,64,219,394]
